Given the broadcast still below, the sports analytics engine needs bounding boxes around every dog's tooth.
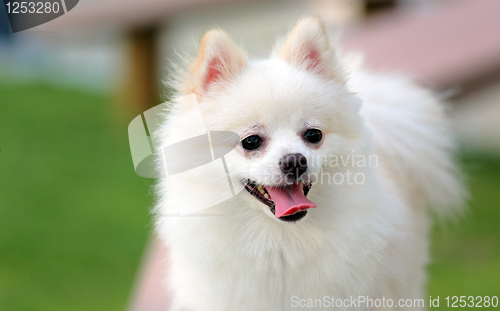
[264,193,269,199]
[257,185,263,191]
[259,190,265,195]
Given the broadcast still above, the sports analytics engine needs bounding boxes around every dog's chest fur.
[157,177,405,311]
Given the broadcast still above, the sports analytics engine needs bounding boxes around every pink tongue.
[266,184,316,218]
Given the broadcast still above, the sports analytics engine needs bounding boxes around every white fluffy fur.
[154,18,465,310]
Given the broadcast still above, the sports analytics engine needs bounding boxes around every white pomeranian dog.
[153,17,464,311]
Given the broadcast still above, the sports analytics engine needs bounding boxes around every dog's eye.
[304,129,322,143]
[241,135,263,151]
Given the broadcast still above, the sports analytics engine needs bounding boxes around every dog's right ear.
[184,30,247,96]
[274,17,343,82]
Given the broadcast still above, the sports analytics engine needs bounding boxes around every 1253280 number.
[445,296,498,307]
[5,2,60,14]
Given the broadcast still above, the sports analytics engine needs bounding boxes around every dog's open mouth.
[244,180,316,222]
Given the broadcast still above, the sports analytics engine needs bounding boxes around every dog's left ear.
[274,17,343,81]
[184,29,248,96]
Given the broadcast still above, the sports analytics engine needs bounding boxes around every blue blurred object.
[0,1,12,41]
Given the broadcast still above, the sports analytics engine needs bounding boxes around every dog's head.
[169,18,366,222]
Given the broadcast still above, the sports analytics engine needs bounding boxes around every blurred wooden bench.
[341,0,500,95]
[41,0,255,113]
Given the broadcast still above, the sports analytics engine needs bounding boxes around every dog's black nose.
[280,153,307,179]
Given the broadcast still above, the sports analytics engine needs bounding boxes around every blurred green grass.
[0,83,152,311]
[0,83,499,310]
[429,153,500,303]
